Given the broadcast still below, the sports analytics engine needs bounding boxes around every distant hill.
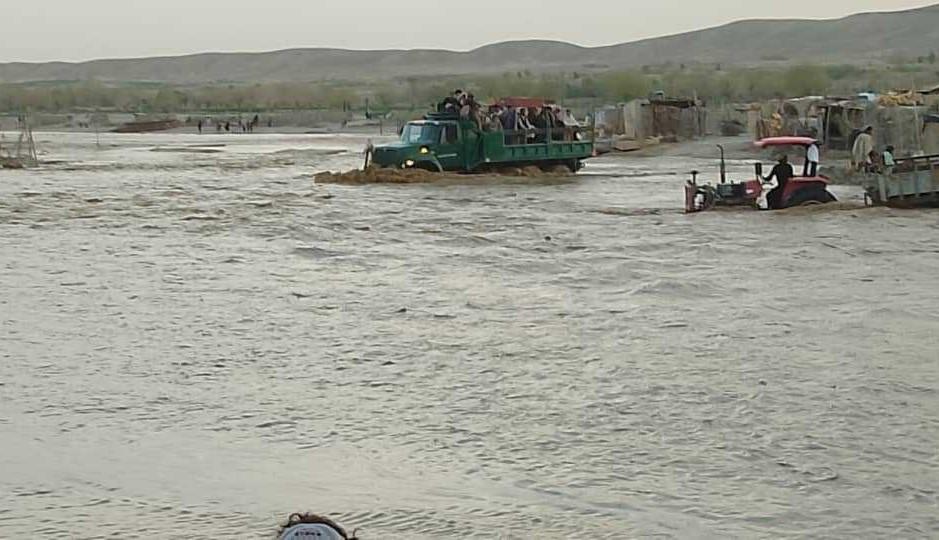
[2,4,938,84]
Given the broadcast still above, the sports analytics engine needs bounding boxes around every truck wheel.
[541,162,575,174]
[414,162,442,173]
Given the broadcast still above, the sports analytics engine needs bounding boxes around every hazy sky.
[5,0,936,63]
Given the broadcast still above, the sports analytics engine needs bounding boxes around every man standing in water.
[764,155,794,210]
[852,126,874,171]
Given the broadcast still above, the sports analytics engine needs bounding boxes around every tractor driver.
[763,154,794,210]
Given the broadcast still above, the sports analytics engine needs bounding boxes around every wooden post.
[929,154,936,198]
[94,110,101,149]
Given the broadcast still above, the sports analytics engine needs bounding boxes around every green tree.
[783,65,831,97]
[599,71,651,102]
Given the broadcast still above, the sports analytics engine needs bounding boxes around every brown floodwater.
[1,132,938,539]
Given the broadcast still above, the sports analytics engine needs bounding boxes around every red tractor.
[685,137,837,213]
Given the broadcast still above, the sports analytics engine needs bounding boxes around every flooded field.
[2,132,938,538]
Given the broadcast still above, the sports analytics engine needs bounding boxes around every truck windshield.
[401,123,441,144]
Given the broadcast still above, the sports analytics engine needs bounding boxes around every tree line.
[2,63,937,114]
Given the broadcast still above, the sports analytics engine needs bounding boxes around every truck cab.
[371,114,472,172]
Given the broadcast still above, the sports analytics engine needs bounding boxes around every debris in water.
[292,246,343,259]
[315,166,440,185]
[314,165,573,185]
[151,147,223,154]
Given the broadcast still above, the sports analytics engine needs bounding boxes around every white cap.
[278,523,346,540]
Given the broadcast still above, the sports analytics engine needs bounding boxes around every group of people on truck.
[437,89,583,145]
[492,103,582,144]
[438,89,481,119]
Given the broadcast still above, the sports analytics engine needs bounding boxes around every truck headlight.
[404,160,415,168]
[419,146,430,155]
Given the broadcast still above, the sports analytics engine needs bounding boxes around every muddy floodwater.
[2,132,938,539]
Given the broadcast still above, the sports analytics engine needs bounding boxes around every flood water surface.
[1,132,938,538]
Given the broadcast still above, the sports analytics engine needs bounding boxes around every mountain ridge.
[2,4,938,84]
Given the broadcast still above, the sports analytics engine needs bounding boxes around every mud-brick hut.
[872,105,932,157]
[923,114,939,155]
[920,83,939,108]
[816,95,937,157]
[641,96,706,141]
[708,103,751,136]
[816,99,870,151]
[596,96,706,143]
[752,97,831,141]
[594,105,626,139]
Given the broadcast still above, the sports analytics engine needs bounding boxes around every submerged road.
[1,132,938,538]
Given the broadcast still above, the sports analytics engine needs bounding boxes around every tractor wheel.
[786,186,837,208]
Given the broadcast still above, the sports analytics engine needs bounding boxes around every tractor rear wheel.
[786,186,836,207]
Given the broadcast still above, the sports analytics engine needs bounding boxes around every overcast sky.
[4,0,935,63]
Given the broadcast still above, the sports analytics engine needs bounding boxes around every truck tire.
[414,161,443,173]
[540,161,574,174]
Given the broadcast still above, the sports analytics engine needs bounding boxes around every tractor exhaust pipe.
[717,145,726,184]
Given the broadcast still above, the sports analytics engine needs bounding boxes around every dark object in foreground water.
[278,513,358,540]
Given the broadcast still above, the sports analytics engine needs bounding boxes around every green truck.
[369,111,594,173]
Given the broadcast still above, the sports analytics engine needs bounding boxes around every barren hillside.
[1,4,937,83]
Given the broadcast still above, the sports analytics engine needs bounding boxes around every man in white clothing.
[803,140,820,177]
